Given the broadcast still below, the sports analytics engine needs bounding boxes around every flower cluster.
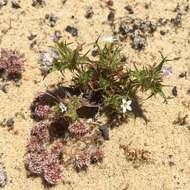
[30,92,52,121]
[34,105,51,120]
[39,48,59,75]
[30,121,49,143]
[74,152,91,170]
[0,48,24,79]
[68,120,89,136]
[25,121,63,185]
[74,148,104,171]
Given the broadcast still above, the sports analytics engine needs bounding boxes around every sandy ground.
[0,0,190,189]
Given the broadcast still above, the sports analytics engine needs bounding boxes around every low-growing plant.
[26,40,169,185]
[46,41,168,116]
[0,48,24,80]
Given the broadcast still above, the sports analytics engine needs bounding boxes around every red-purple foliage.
[30,122,49,143]
[43,156,63,185]
[51,141,63,158]
[25,148,48,175]
[34,105,51,120]
[25,121,63,185]
[74,152,91,170]
[68,120,88,136]
[0,48,24,79]
[90,149,104,164]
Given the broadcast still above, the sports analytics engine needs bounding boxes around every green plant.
[44,41,168,121]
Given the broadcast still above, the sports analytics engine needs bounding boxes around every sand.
[0,0,190,189]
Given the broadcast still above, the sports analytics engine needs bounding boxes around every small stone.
[1,118,14,129]
[62,0,67,5]
[65,26,78,37]
[99,125,109,140]
[51,31,62,42]
[0,166,7,187]
[45,14,57,27]
[160,30,166,35]
[171,13,182,26]
[91,47,98,57]
[168,161,175,167]
[132,31,146,50]
[11,0,21,9]
[27,33,37,41]
[107,11,115,22]
[106,0,113,7]
[144,2,150,9]
[0,84,8,93]
[0,0,7,8]
[158,18,168,26]
[32,0,46,7]
[30,40,37,49]
[178,72,187,78]
[85,6,94,19]
[172,86,177,97]
[124,5,134,14]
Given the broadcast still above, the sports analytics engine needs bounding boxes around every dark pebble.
[169,161,175,167]
[99,125,109,140]
[0,166,7,188]
[85,6,94,19]
[0,84,8,93]
[0,0,8,8]
[178,72,187,78]
[171,13,182,26]
[160,30,166,35]
[124,5,134,14]
[11,0,21,9]
[32,0,46,7]
[65,26,78,37]
[45,14,57,27]
[27,33,37,41]
[106,0,113,7]
[52,30,62,42]
[107,11,115,22]
[172,86,177,97]
[6,118,14,128]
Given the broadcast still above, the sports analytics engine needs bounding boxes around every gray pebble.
[0,166,7,188]
[99,125,109,140]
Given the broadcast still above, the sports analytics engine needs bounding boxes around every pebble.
[178,72,187,78]
[0,0,7,8]
[65,26,78,37]
[106,0,113,7]
[99,125,109,140]
[85,6,94,19]
[0,84,8,93]
[124,5,134,14]
[0,165,7,188]
[27,33,37,41]
[45,14,57,27]
[171,13,182,26]
[107,11,115,22]
[132,31,145,50]
[172,86,177,97]
[11,0,21,9]
[1,118,14,130]
[51,30,62,42]
[32,0,46,7]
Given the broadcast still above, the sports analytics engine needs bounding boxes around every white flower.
[121,99,132,113]
[59,102,67,113]
[101,35,117,43]
[40,48,59,66]
[162,67,172,78]
[40,52,54,66]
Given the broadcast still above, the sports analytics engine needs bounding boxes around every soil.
[0,0,190,189]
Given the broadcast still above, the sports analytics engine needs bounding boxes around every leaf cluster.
[49,41,168,116]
